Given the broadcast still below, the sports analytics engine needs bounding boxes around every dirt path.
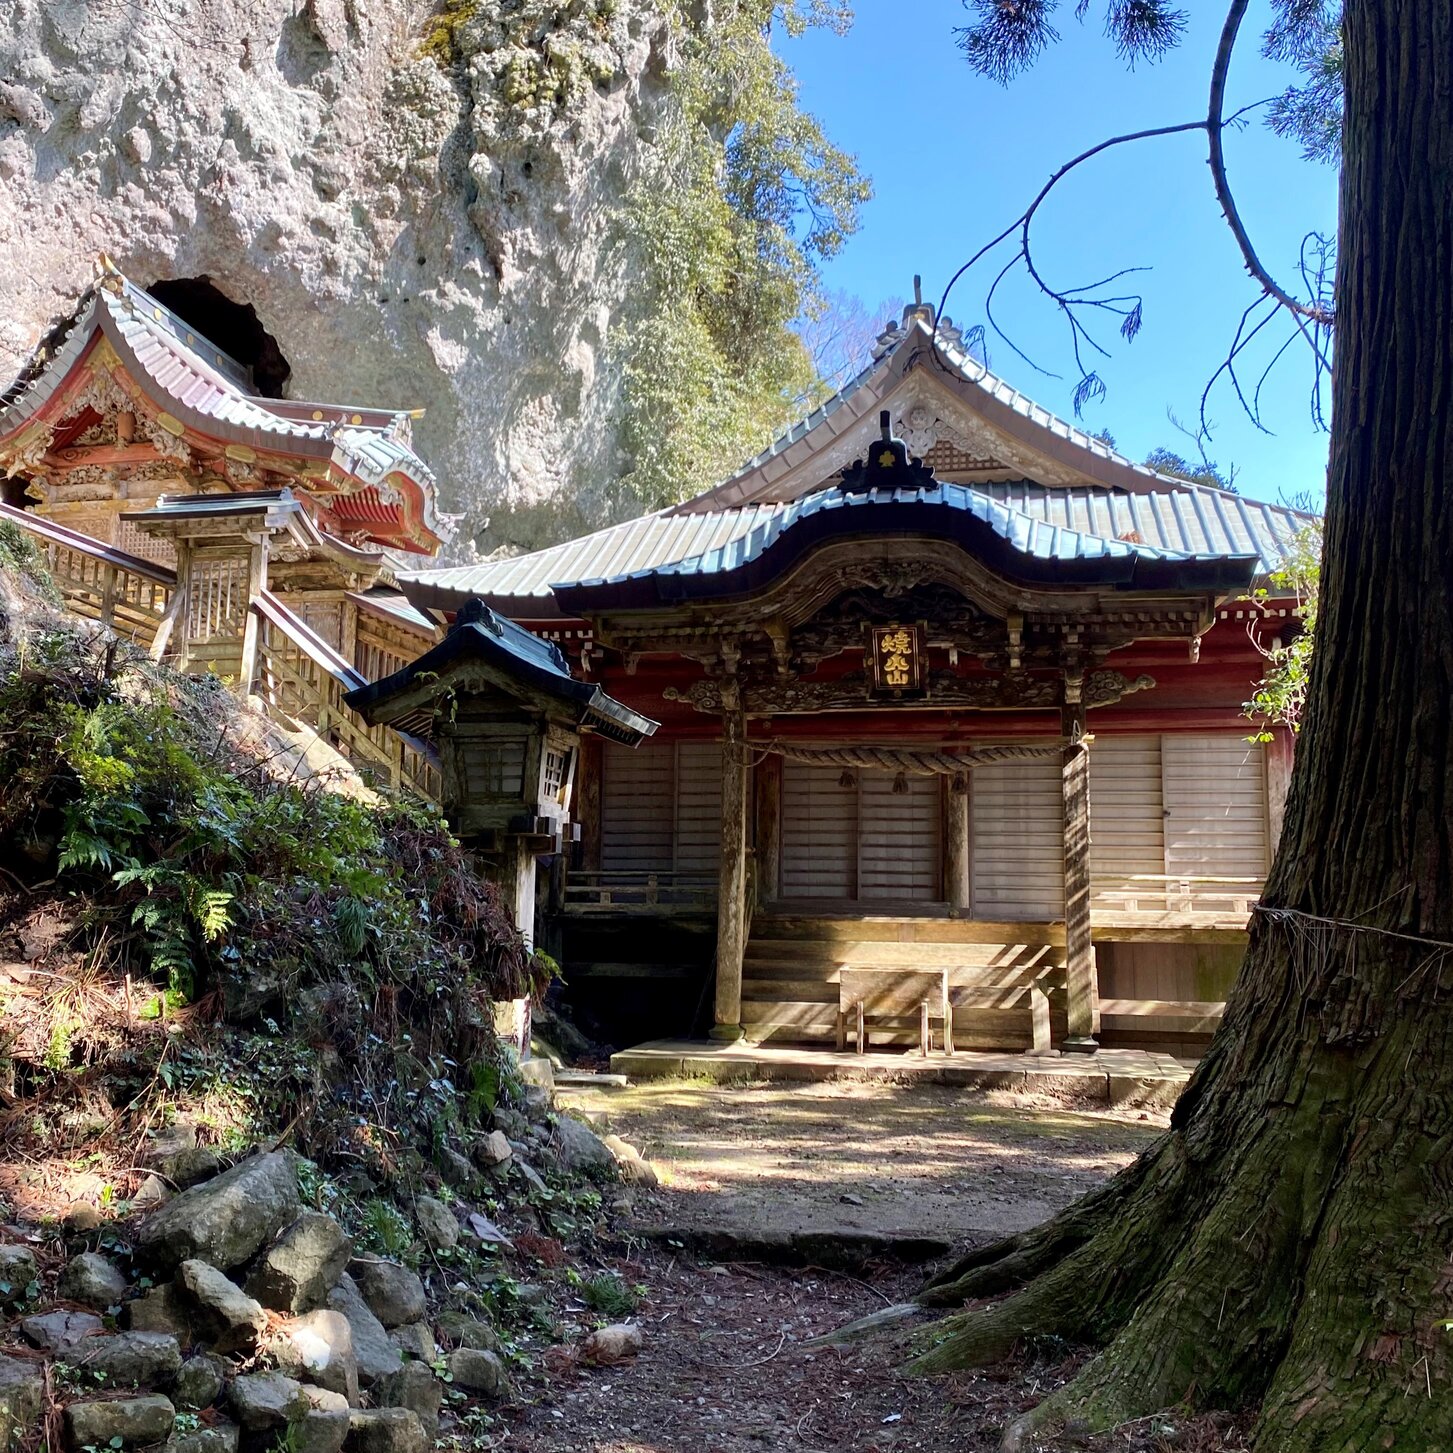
[502,1079,1240,1453]
[557,1078,1164,1244]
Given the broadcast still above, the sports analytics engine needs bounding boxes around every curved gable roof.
[679,313,1209,513]
[0,265,452,553]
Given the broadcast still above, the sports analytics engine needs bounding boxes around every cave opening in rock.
[146,277,293,399]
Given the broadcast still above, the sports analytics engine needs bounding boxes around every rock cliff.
[0,0,685,554]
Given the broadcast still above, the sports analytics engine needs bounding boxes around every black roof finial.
[839,412,936,495]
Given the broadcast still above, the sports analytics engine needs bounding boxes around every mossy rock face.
[136,1153,301,1273]
[65,1394,177,1448]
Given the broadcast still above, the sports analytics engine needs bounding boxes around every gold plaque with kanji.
[869,623,925,697]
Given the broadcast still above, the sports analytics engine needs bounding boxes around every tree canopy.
[616,3,870,513]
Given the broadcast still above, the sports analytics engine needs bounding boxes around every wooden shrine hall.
[399,301,1315,1056]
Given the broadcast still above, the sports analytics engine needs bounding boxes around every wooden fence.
[1,501,176,650]
[251,590,440,802]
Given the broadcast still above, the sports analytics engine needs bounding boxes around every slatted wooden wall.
[600,740,722,873]
[858,771,941,902]
[674,742,723,874]
[1162,734,1270,877]
[601,742,674,871]
[781,763,858,898]
[971,756,1065,919]
[1088,735,1166,899]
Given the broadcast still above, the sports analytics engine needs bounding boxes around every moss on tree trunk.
[912,3,1453,1447]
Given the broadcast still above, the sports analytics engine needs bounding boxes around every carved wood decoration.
[664,667,1154,716]
[592,536,1218,670]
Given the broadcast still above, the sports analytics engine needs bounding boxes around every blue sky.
[779,2,1337,507]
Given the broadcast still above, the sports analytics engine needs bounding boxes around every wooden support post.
[512,840,537,952]
[711,684,748,1041]
[754,750,781,907]
[1061,697,1098,1051]
[577,735,602,872]
[944,774,970,915]
[98,564,117,631]
[157,544,191,668]
[1029,986,1053,1056]
[1265,727,1294,859]
[236,538,269,701]
[340,595,360,673]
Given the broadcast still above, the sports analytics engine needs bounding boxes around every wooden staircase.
[741,914,1072,1050]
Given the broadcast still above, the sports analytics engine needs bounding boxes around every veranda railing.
[0,501,177,652]
[250,589,440,803]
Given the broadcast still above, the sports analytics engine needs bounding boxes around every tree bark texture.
[913,6,1453,1449]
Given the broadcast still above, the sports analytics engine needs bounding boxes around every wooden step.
[745,940,1066,971]
[751,915,1067,946]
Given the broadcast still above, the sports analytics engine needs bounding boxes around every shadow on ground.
[559,1078,1165,1244]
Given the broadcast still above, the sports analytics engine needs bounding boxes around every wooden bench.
[837,968,953,1056]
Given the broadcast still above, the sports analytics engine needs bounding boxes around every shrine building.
[397,301,1313,1056]
[0,260,444,690]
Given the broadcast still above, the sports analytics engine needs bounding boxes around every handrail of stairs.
[0,501,178,586]
[250,588,441,803]
[0,501,177,651]
[0,504,439,805]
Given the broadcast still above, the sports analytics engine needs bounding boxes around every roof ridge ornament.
[869,276,967,360]
[838,410,937,495]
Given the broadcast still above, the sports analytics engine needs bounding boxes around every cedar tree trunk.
[911,4,1453,1448]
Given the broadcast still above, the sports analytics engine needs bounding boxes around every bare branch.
[1207,0,1334,328]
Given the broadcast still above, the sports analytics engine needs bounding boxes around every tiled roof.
[399,481,1310,614]
[0,268,451,553]
[345,602,657,746]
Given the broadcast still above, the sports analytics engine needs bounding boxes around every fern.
[332,896,369,958]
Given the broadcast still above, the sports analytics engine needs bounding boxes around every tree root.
[909,1254,1101,1373]
[919,1141,1161,1305]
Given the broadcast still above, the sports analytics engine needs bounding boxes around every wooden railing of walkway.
[0,504,439,803]
[251,589,440,801]
[0,501,177,651]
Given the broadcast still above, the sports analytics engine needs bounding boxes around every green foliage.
[615,2,869,511]
[566,1267,641,1317]
[1144,446,1237,493]
[0,521,57,601]
[357,1197,416,1260]
[1245,521,1321,739]
[0,605,544,1180]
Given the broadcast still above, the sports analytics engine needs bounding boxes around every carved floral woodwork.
[664,667,1155,716]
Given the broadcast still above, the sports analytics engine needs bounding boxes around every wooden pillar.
[340,595,360,673]
[99,564,117,632]
[577,735,603,871]
[159,542,192,669]
[754,749,781,907]
[1265,726,1295,859]
[944,774,971,915]
[236,536,269,701]
[1062,698,1098,1051]
[511,841,537,951]
[712,684,748,1040]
